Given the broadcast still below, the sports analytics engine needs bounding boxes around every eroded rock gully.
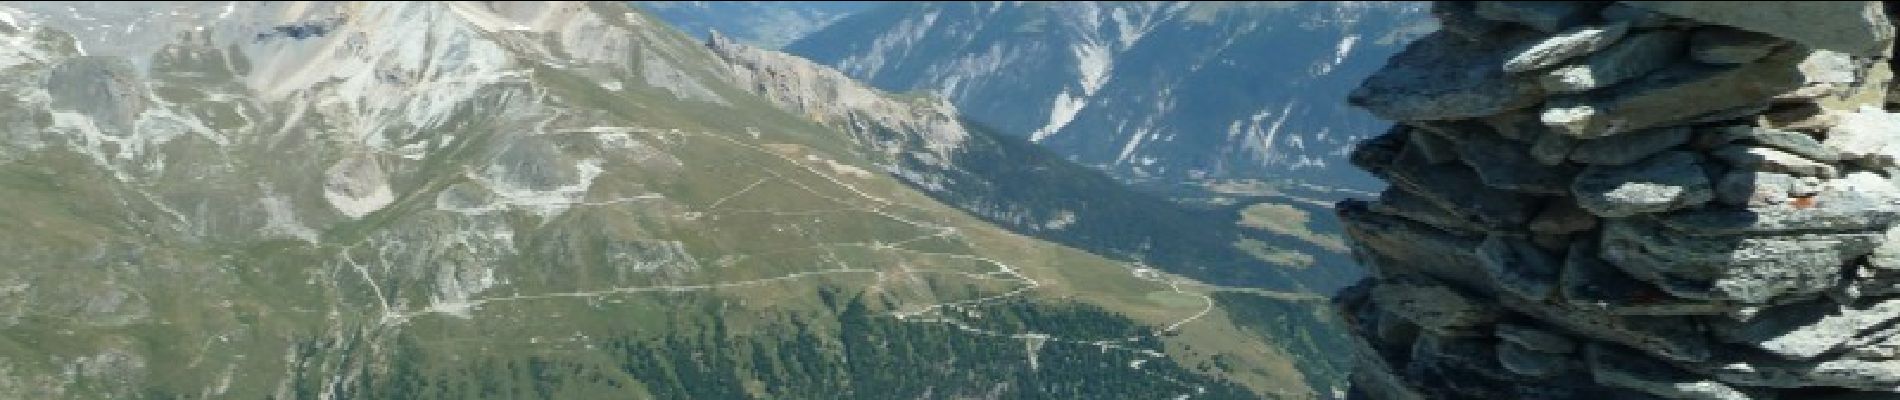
[1336,2,1900,399]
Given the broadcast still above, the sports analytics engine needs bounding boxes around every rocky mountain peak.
[1338,1,1900,399]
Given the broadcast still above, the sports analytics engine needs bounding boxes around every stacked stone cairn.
[1335,2,1900,399]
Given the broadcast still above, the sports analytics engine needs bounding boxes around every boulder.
[1572,151,1714,218]
[1541,30,1687,93]
[1504,23,1632,74]
[1568,127,1691,165]
[1624,1,1896,56]
[1351,31,1545,121]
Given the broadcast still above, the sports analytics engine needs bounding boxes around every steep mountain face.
[634,1,878,49]
[0,1,1348,398]
[709,30,1361,295]
[1335,1,1900,399]
[787,1,1434,192]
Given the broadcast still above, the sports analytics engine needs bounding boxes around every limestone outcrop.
[1338,2,1900,398]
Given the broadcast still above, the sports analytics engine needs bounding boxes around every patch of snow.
[1072,42,1112,95]
[1029,91,1086,143]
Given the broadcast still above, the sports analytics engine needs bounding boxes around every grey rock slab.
[1541,48,1807,138]
[1371,280,1501,336]
[1376,144,1540,228]
[1625,1,1895,56]
[1475,1,1603,32]
[1541,30,1687,93]
[1477,234,1563,300]
[1600,219,1884,304]
[1370,187,1490,235]
[1662,171,1900,234]
[1405,126,1460,165]
[1710,145,1839,178]
[1504,23,1632,74]
[1572,151,1714,218]
[1587,343,1772,400]
[1340,203,1496,293]
[1562,240,1737,316]
[1569,127,1691,165]
[1496,323,1579,354]
[1501,289,1714,362]
[1350,31,1545,122]
[1456,130,1577,194]
[1689,26,1788,64]
[1498,340,1572,377]
[1529,199,1599,234]
[1712,297,1900,360]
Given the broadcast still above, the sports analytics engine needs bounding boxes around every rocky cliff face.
[1336,1,1900,398]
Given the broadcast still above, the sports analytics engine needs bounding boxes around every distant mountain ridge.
[788,1,1434,191]
[636,1,879,48]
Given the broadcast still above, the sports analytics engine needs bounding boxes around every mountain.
[634,1,879,49]
[0,1,1351,398]
[786,1,1434,193]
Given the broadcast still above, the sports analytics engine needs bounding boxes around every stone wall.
[1335,2,1900,399]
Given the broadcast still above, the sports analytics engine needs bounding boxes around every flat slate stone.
[1572,151,1714,218]
[1689,26,1787,64]
[1351,31,1545,122]
[1569,127,1691,165]
[1541,48,1807,138]
[1625,1,1895,56]
[1504,23,1631,74]
[1541,30,1687,93]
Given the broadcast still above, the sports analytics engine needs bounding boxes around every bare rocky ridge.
[1338,1,1900,399]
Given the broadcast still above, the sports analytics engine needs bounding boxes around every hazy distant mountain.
[789,2,1434,192]
[636,1,880,48]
